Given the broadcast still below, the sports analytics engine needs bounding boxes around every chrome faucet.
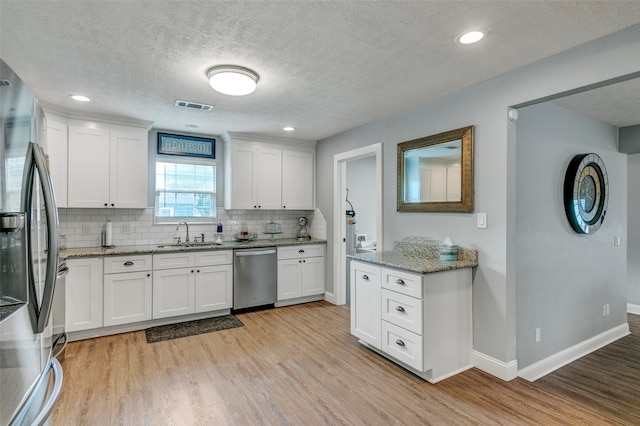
[176,221,190,242]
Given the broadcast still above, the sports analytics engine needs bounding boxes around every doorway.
[332,143,383,306]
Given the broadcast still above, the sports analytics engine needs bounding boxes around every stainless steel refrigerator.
[0,59,64,425]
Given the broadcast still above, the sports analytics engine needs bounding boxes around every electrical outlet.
[535,328,541,342]
[602,304,610,316]
[614,236,621,246]
[357,234,367,242]
[82,223,92,235]
[123,223,131,234]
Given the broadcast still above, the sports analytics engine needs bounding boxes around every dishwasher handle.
[235,249,276,257]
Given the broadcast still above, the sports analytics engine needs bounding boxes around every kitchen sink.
[157,242,217,249]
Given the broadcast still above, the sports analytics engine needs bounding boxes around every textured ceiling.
[1,1,640,141]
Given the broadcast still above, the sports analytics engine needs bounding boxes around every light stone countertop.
[348,247,478,274]
[60,238,326,259]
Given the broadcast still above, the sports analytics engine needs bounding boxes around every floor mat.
[145,315,244,343]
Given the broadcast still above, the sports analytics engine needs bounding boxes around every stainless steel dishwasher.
[233,247,277,310]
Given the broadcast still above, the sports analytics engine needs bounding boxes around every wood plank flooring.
[531,313,640,425]
[52,303,638,425]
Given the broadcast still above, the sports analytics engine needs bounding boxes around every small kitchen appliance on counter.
[296,216,310,240]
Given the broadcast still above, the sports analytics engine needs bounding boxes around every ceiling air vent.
[0,80,12,87]
[175,100,213,111]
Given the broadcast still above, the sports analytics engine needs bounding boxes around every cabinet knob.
[197,269,200,273]
[124,261,134,266]
[283,205,286,208]
[146,273,150,277]
[104,203,108,207]
[361,274,369,280]
[396,279,405,285]
[191,270,194,273]
[395,339,405,347]
[110,203,114,207]
[395,306,405,313]
[254,205,257,208]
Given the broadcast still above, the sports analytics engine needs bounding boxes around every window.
[154,159,216,223]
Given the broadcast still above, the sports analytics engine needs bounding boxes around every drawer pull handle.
[395,279,405,285]
[395,339,405,347]
[124,261,134,266]
[395,306,405,313]
[361,274,369,280]
[298,249,305,253]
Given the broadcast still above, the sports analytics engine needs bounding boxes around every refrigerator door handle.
[9,358,64,426]
[22,142,60,333]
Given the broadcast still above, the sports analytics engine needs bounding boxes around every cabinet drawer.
[195,250,233,266]
[278,244,325,260]
[104,255,152,274]
[381,289,423,335]
[381,321,424,371]
[153,252,196,270]
[381,268,422,299]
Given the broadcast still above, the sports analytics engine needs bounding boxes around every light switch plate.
[477,213,487,229]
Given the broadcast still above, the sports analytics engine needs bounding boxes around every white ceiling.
[1,1,639,141]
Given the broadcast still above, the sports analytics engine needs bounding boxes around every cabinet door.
[229,144,257,209]
[67,126,110,207]
[45,115,68,207]
[104,271,152,326]
[301,256,325,296]
[277,259,301,300]
[256,147,282,209]
[110,129,148,208]
[350,261,381,349]
[153,268,195,319]
[195,264,233,313]
[282,150,313,209]
[66,258,103,332]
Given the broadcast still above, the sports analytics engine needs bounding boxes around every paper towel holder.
[101,220,115,248]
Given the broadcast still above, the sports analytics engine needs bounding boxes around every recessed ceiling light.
[206,65,259,96]
[456,30,485,45]
[283,126,295,132]
[69,94,90,102]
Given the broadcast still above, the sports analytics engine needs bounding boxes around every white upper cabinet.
[282,150,314,210]
[67,120,148,208]
[43,113,68,207]
[224,134,315,210]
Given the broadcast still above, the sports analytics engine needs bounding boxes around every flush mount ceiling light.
[456,30,485,45]
[69,94,90,102]
[283,126,295,132]
[206,65,259,96]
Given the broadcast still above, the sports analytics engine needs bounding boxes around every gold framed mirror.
[397,126,473,213]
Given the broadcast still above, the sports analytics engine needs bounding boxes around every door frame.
[331,143,383,305]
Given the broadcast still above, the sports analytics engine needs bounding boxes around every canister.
[439,245,458,261]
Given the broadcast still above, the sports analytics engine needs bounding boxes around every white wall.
[316,25,640,366]
[346,156,377,242]
[628,154,640,309]
[515,102,627,369]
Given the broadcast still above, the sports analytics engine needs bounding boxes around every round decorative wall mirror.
[563,153,609,234]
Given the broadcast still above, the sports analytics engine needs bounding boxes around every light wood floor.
[52,302,638,425]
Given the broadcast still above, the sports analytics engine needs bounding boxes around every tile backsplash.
[59,207,327,249]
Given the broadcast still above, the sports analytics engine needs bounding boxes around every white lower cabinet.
[104,271,152,326]
[103,255,152,327]
[350,261,381,349]
[153,267,195,319]
[350,260,472,383]
[153,250,232,319]
[277,245,325,301]
[195,264,233,313]
[66,258,103,332]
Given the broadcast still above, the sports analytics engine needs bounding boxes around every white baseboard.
[472,351,518,381]
[517,323,630,382]
[324,291,337,305]
[628,303,640,315]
